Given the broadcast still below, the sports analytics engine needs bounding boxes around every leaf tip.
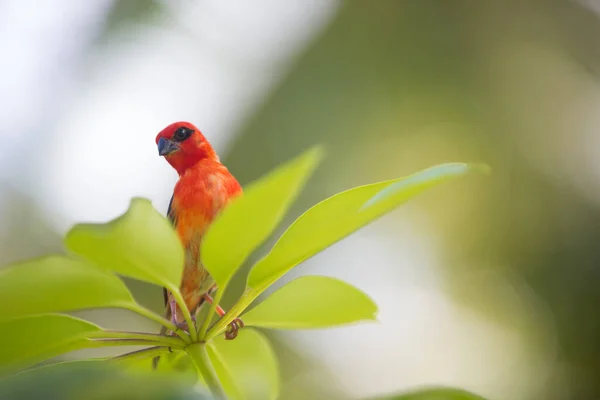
[308,144,326,162]
[468,162,491,175]
[428,162,491,177]
[63,222,95,249]
[368,304,379,321]
[64,198,158,246]
[129,196,153,208]
[298,144,326,174]
[126,197,159,219]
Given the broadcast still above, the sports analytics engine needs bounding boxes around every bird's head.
[155,121,218,174]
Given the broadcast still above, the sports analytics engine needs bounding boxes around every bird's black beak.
[157,137,179,156]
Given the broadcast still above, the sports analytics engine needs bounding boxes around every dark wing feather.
[166,194,177,226]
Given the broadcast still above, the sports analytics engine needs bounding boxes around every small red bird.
[155,121,243,340]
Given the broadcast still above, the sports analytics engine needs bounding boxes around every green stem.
[198,285,226,340]
[168,286,199,342]
[86,331,185,348]
[186,343,226,400]
[111,346,171,363]
[88,338,171,347]
[205,289,257,341]
[122,303,192,344]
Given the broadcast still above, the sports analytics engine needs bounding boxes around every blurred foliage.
[94,0,167,46]
[207,329,279,400]
[371,386,487,400]
[0,187,63,266]
[0,361,488,400]
[2,0,600,399]
[0,361,206,400]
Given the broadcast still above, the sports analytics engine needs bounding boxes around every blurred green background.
[2,1,600,399]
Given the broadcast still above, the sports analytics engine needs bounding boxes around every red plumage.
[155,121,242,328]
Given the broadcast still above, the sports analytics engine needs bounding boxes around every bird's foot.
[174,320,189,331]
[168,296,197,335]
[170,314,197,335]
[225,318,244,340]
[203,292,244,340]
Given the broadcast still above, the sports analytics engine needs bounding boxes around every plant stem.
[122,303,192,344]
[86,331,185,348]
[168,286,199,342]
[186,343,226,400]
[111,346,171,363]
[198,285,226,340]
[88,338,172,347]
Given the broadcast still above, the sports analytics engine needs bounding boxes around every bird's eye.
[173,127,193,142]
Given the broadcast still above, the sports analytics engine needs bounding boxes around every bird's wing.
[167,194,178,226]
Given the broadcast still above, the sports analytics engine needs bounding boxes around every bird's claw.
[176,321,190,331]
[169,313,196,336]
[225,318,244,340]
[168,320,188,336]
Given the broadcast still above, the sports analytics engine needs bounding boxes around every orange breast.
[170,160,242,310]
[173,161,241,243]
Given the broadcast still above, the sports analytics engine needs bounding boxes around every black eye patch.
[173,127,194,142]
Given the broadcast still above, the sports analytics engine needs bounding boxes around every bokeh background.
[2,1,600,399]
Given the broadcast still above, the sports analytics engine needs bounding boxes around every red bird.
[155,121,243,340]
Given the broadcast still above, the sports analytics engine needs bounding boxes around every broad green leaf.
[64,197,184,292]
[0,359,209,400]
[369,386,488,400]
[248,163,488,292]
[140,352,206,387]
[207,163,487,340]
[0,256,136,321]
[242,276,377,329]
[201,146,324,287]
[0,314,101,370]
[207,329,279,400]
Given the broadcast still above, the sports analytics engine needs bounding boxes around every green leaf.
[0,314,101,370]
[64,197,184,292]
[0,256,136,321]
[206,162,487,340]
[201,146,324,287]
[0,359,210,400]
[242,276,377,329]
[207,329,279,400]
[139,351,206,388]
[369,386,488,400]
[248,163,487,292]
